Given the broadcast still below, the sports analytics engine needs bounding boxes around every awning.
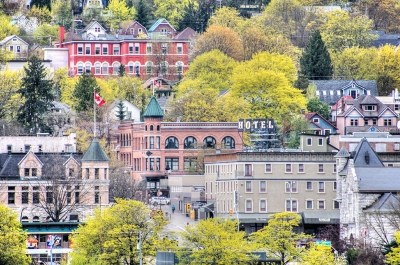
[218,213,270,223]
[302,211,340,224]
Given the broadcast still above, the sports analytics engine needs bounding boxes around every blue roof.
[148,18,176,32]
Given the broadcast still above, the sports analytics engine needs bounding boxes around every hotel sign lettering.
[238,118,275,132]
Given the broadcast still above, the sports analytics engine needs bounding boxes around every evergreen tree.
[118,64,126,77]
[73,72,99,112]
[116,100,126,120]
[300,30,333,80]
[178,0,211,32]
[135,0,150,27]
[17,56,54,134]
[30,0,51,10]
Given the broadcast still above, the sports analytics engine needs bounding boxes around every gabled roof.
[371,30,400,48]
[148,18,176,32]
[174,27,196,40]
[331,95,353,110]
[352,138,384,167]
[335,146,350,158]
[18,151,43,167]
[364,193,400,212]
[305,112,338,130]
[143,97,164,118]
[356,167,400,192]
[360,95,380,105]
[81,138,109,162]
[0,35,29,46]
[65,31,83,41]
[311,80,378,105]
[82,20,106,33]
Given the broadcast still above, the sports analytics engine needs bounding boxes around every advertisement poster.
[26,234,38,249]
[47,235,62,249]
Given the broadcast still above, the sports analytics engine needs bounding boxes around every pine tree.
[116,100,126,120]
[118,64,126,77]
[135,0,150,27]
[300,30,333,80]
[17,56,54,134]
[73,72,99,112]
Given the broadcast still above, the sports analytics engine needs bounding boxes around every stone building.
[336,138,400,245]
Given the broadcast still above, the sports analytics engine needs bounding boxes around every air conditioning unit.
[395,144,400,151]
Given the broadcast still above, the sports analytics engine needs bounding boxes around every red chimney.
[59,26,65,48]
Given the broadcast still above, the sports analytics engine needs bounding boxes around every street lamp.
[285,181,296,212]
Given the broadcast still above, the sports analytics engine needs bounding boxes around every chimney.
[59,26,65,48]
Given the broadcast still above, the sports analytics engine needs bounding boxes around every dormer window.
[69,168,75,177]
[24,168,38,177]
[364,105,375,111]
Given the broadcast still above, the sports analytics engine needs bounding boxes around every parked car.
[149,196,170,205]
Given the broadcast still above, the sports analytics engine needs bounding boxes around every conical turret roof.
[143,97,164,118]
[82,138,109,162]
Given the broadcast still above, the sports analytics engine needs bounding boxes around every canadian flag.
[94,91,105,106]
[154,80,161,87]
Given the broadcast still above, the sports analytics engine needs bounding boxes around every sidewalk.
[161,205,196,233]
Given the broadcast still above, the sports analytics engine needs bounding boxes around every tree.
[107,0,135,31]
[300,243,344,265]
[17,56,54,134]
[376,45,400,96]
[109,169,146,201]
[179,218,256,264]
[307,97,330,120]
[27,155,94,222]
[30,0,51,10]
[26,5,52,24]
[0,14,19,41]
[207,6,245,32]
[0,204,31,265]
[51,0,73,27]
[320,10,378,53]
[300,30,333,80]
[231,52,306,124]
[116,100,126,120]
[359,0,400,33]
[70,199,169,265]
[190,25,243,61]
[73,72,99,112]
[178,0,211,32]
[249,212,312,264]
[135,0,150,27]
[0,67,23,120]
[153,0,191,28]
[32,23,59,46]
[281,114,311,148]
[332,47,378,80]
[118,63,126,76]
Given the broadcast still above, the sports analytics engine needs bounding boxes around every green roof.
[143,97,164,118]
[82,138,109,162]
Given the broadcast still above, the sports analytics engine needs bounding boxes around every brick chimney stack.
[59,26,65,48]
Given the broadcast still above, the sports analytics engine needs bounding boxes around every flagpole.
[152,79,155,97]
[94,88,96,138]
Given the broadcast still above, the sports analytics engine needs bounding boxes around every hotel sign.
[238,118,275,132]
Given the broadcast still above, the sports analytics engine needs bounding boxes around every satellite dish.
[397,120,400,129]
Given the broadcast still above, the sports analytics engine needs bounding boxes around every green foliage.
[0,67,23,120]
[116,100,126,120]
[300,243,343,265]
[51,0,73,27]
[207,6,245,32]
[231,52,306,124]
[386,231,400,264]
[294,73,309,94]
[107,0,135,31]
[376,45,400,96]
[320,10,378,53]
[300,30,332,80]
[179,218,257,264]
[0,203,31,265]
[250,212,312,264]
[30,0,51,10]
[282,114,311,148]
[178,0,210,32]
[118,64,126,76]
[153,0,192,28]
[72,72,99,112]
[26,5,52,24]
[17,56,54,134]
[0,14,19,41]
[135,0,150,27]
[307,97,330,120]
[70,199,169,265]
[32,24,59,46]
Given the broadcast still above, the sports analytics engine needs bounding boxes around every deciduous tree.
[250,212,311,264]
[307,97,330,120]
[0,204,31,265]
[153,0,191,28]
[207,6,245,32]
[17,56,54,134]
[107,0,136,31]
[300,30,332,80]
[0,67,23,120]
[51,0,73,27]
[300,243,343,265]
[70,199,169,265]
[0,14,19,40]
[179,218,256,264]
[320,10,377,52]
[376,44,400,96]
[190,24,243,61]
[359,0,400,33]
[32,23,59,46]
[26,5,52,24]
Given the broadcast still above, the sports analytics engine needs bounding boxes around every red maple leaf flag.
[154,80,161,88]
[94,91,105,106]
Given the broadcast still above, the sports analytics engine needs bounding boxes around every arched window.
[203,136,216,148]
[165,136,178,149]
[176,61,184,74]
[145,125,147,131]
[85,62,91,73]
[184,136,197,149]
[102,62,109,75]
[21,216,29,222]
[128,62,134,73]
[113,62,120,75]
[33,216,40,222]
[157,125,160,131]
[77,62,84,74]
[146,61,153,74]
[222,136,235,149]
[150,125,154,131]
[95,62,101,74]
[135,62,140,76]
[160,61,168,74]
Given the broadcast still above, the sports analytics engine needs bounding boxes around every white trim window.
[245,199,253,212]
[259,199,267,212]
[306,200,313,209]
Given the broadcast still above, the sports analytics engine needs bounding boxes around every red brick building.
[111,97,243,197]
[61,19,195,80]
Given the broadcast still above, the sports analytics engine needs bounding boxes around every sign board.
[316,240,331,249]
[238,119,275,132]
